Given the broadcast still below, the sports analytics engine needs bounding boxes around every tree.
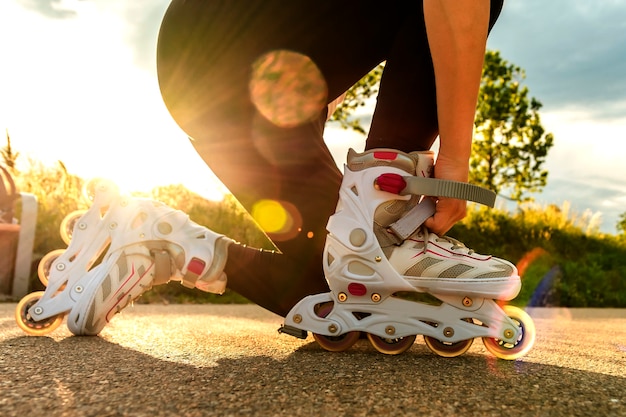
[618,212,626,235]
[329,51,553,202]
[329,64,384,134]
[472,50,553,201]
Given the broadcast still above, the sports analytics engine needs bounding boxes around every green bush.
[450,202,626,307]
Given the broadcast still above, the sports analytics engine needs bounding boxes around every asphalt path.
[1,304,625,416]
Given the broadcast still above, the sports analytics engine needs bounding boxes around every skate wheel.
[367,333,416,355]
[424,336,474,358]
[15,292,64,336]
[313,331,361,352]
[311,301,360,352]
[482,305,536,360]
[37,249,66,287]
[60,210,87,244]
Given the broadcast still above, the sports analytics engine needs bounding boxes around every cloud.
[17,0,78,19]
[530,175,625,234]
[120,1,168,72]
[488,0,626,118]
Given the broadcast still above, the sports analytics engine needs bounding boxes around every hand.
[423,196,466,236]
[423,155,469,235]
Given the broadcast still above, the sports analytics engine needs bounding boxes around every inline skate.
[280,148,535,360]
[15,179,233,336]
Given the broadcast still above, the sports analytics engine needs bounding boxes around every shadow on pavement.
[1,333,624,417]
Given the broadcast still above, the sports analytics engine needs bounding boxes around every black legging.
[156,0,503,316]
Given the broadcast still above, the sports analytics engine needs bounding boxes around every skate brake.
[278,325,308,339]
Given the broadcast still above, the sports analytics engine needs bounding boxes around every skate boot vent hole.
[314,302,334,318]
[327,253,335,266]
[131,212,148,229]
[67,251,80,263]
[352,312,371,320]
[393,291,443,306]
[350,186,359,196]
[347,261,374,276]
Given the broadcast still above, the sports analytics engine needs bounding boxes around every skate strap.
[376,174,496,241]
[402,176,496,207]
[388,198,436,240]
[376,174,496,207]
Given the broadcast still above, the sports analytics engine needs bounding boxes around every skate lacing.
[420,227,475,255]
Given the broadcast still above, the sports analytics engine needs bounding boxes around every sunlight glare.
[0,1,228,202]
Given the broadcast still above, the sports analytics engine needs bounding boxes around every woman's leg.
[156,0,503,316]
[157,0,422,315]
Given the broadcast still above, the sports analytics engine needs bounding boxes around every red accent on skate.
[187,257,206,275]
[375,173,406,194]
[407,237,493,262]
[106,260,155,323]
[348,282,367,296]
[373,151,398,160]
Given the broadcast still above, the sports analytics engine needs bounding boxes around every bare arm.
[422,0,490,235]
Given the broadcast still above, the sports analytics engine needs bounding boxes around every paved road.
[1,304,625,416]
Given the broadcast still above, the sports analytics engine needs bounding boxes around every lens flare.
[249,50,328,128]
[252,199,288,233]
[251,199,303,241]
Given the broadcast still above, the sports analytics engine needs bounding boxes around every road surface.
[1,304,625,416]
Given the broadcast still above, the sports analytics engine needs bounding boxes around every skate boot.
[280,149,535,359]
[15,179,233,336]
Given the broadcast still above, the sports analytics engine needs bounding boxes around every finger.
[424,214,453,236]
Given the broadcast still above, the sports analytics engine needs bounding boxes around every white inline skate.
[15,179,233,336]
[280,148,536,360]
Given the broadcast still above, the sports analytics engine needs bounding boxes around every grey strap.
[401,176,496,208]
[389,198,436,240]
[386,176,496,240]
[151,249,173,286]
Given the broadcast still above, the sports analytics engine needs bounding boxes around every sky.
[0,0,625,233]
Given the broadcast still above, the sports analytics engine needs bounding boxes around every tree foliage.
[472,50,554,201]
[329,64,384,134]
[617,212,626,235]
